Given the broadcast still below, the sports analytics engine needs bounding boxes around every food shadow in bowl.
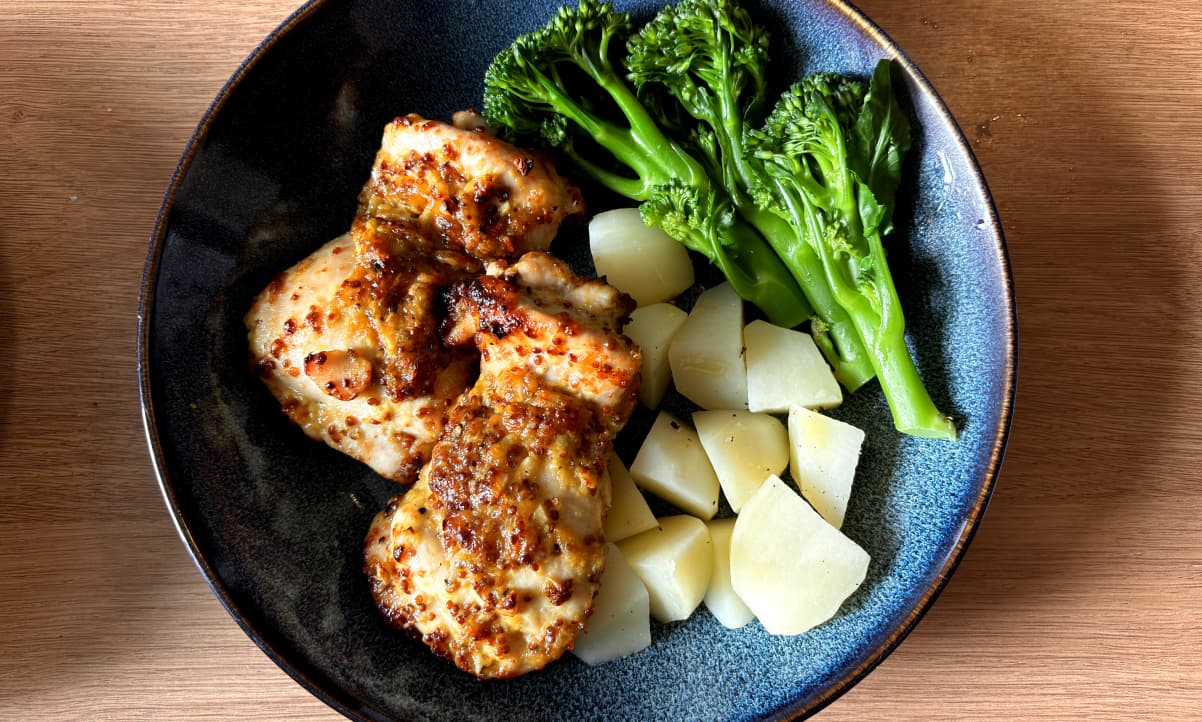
[138,0,1015,719]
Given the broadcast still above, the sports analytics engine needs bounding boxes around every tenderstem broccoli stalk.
[482,0,813,328]
[626,0,876,391]
[748,63,956,439]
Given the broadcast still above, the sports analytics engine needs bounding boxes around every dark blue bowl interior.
[140,0,1014,719]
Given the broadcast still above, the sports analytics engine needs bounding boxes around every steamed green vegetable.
[746,64,956,439]
[484,0,954,440]
[626,0,875,391]
[481,0,812,328]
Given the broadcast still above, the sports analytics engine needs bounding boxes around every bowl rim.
[136,0,1017,719]
[136,2,373,718]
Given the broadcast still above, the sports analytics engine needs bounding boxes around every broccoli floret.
[483,0,812,328]
[626,0,876,391]
[640,182,809,311]
[627,0,769,189]
[486,1,951,440]
[748,60,956,440]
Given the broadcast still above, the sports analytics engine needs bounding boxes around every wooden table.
[2,1,1199,719]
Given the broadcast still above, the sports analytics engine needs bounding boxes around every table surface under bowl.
[3,0,1202,720]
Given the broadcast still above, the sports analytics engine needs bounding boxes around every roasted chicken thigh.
[364,253,641,678]
[245,233,476,482]
[250,113,636,678]
[246,115,584,482]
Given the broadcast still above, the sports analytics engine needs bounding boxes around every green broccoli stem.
[663,64,876,385]
[486,2,814,328]
[860,232,957,440]
[835,261,956,440]
[709,83,876,390]
[779,178,955,440]
[558,35,814,326]
[741,203,876,391]
[711,218,813,329]
[559,144,647,199]
[592,78,707,195]
[522,57,701,196]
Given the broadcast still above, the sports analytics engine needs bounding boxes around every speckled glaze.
[138,1,1015,720]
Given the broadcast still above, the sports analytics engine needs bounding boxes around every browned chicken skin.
[364,253,641,678]
[244,233,477,482]
[361,113,584,260]
[250,114,639,678]
[352,112,585,402]
[245,115,585,482]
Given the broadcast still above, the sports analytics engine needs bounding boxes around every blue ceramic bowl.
[138,0,1015,719]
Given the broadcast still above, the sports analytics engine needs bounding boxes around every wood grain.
[1,1,1199,719]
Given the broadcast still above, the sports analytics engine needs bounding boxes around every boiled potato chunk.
[744,320,842,413]
[572,544,651,665]
[668,283,747,410]
[589,208,694,306]
[622,303,688,408]
[731,475,870,635]
[788,406,865,529]
[703,518,754,629]
[630,412,720,520]
[617,515,712,623]
[603,453,658,543]
[693,410,789,513]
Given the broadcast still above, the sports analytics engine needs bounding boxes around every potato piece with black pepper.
[630,412,720,520]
